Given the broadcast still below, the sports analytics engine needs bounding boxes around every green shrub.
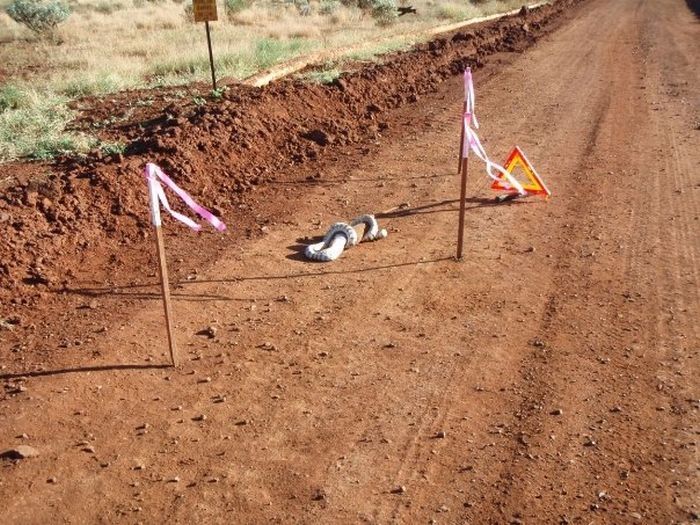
[319,0,340,15]
[224,0,250,17]
[6,0,71,35]
[370,0,397,25]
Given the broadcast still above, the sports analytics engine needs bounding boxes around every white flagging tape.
[462,68,526,196]
[305,214,388,262]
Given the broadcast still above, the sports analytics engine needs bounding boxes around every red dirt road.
[1,0,698,523]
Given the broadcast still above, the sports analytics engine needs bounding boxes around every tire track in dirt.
[478,1,699,522]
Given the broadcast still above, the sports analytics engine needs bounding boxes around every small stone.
[257,342,277,352]
[583,436,597,447]
[47,476,57,484]
[167,476,180,483]
[550,408,563,416]
[0,445,40,460]
[438,505,449,512]
[192,414,207,422]
[198,377,212,384]
[196,326,217,339]
[136,423,150,430]
[391,485,406,494]
[133,463,145,470]
[629,512,642,520]
[82,445,96,454]
[435,430,446,439]
[610,406,622,413]
[311,488,327,501]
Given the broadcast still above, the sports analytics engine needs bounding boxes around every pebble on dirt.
[196,326,217,339]
[311,488,327,501]
[0,445,40,460]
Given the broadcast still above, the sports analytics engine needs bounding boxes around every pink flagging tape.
[144,163,226,232]
[461,67,525,195]
[463,68,479,129]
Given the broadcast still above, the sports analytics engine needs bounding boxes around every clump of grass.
[150,36,318,83]
[347,37,413,61]
[93,1,126,15]
[0,84,27,111]
[431,1,484,21]
[0,87,92,161]
[301,64,343,84]
[253,37,315,69]
[56,72,127,98]
[98,140,126,155]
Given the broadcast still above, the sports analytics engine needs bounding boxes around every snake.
[304,215,387,262]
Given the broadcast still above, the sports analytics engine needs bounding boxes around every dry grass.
[0,0,532,161]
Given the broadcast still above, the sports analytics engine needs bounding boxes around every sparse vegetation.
[0,87,92,161]
[0,0,528,161]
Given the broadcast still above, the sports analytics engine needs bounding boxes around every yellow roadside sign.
[193,0,218,23]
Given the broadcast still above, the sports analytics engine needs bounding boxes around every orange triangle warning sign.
[491,146,551,197]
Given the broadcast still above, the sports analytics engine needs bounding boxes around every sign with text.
[193,0,218,22]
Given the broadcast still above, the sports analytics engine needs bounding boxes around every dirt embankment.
[0,0,580,312]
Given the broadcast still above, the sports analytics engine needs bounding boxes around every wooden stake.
[456,155,469,260]
[457,101,467,174]
[205,20,217,91]
[154,225,178,367]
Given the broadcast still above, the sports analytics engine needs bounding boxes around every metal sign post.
[193,0,219,91]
